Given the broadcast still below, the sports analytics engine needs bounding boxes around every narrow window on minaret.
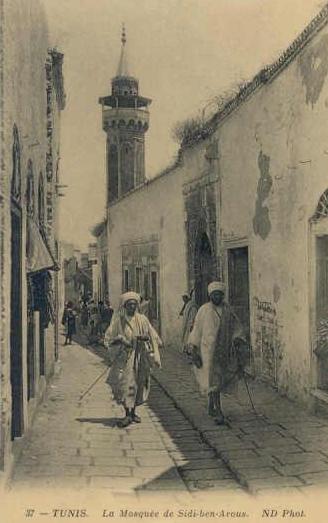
[108,144,118,202]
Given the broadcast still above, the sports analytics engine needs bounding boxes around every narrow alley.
[4,2,328,516]
[9,338,242,499]
[9,333,328,500]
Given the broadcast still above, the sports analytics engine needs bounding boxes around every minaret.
[99,25,151,204]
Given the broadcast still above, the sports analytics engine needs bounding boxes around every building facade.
[0,0,65,483]
[92,219,109,304]
[98,4,328,410]
[63,256,93,306]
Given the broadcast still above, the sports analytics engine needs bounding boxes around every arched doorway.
[10,125,24,438]
[194,231,215,306]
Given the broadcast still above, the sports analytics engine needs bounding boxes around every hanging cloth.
[26,217,59,274]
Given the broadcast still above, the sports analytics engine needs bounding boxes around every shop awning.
[26,218,59,274]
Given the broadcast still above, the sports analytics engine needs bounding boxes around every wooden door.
[27,310,35,399]
[10,207,24,438]
[194,232,214,306]
[150,270,160,333]
[228,247,250,342]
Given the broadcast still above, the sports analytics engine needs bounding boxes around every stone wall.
[0,0,64,481]
[105,7,328,407]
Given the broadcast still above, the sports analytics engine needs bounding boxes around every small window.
[26,161,34,217]
[136,267,142,294]
[38,173,45,230]
[11,124,21,201]
[151,271,158,319]
[143,271,149,299]
[124,269,129,292]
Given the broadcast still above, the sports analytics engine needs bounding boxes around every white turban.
[121,291,141,305]
[208,281,225,295]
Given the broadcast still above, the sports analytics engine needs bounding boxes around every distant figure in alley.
[180,289,198,354]
[186,281,248,425]
[104,291,161,428]
[139,296,150,317]
[63,302,77,345]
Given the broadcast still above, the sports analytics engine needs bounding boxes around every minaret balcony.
[102,107,149,133]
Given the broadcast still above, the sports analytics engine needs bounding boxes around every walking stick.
[79,367,108,401]
[243,372,257,414]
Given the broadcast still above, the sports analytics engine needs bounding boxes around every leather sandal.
[117,415,132,428]
[215,413,225,425]
[131,413,141,423]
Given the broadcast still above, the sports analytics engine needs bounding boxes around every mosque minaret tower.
[99,25,152,204]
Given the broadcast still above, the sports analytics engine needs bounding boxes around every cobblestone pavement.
[153,349,328,496]
[8,337,243,500]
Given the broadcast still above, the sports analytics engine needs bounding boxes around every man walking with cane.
[186,281,248,425]
[103,291,161,428]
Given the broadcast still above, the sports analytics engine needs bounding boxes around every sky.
[42,0,324,250]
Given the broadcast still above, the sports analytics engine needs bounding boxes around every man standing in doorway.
[186,281,248,424]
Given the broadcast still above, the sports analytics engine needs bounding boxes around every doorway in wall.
[194,232,215,307]
[227,246,251,346]
[10,205,24,438]
[150,270,160,333]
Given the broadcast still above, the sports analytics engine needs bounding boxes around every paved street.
[9,334,328,499]
[154,349,328,495]
[9,337,243,500]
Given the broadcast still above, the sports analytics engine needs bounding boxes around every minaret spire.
[121,23,126,46]
[117,22,129,77]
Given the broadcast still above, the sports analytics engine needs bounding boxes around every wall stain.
[299,34,328,107]
[108,215,114,232]
[253,151,273,240]
[298,205,306,221]
[253,296,282,386]
[273,284,281,304]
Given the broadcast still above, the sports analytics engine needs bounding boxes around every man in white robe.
[181,289,198,354]
[187,281,247,424]
[104,291,161,428]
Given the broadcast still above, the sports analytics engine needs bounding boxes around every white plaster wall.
[216,23,328,403]
[107,168,186,347]
[105,16,328,406]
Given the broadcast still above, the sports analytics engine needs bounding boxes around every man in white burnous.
[186,281,249,425]
[104,292,161,428]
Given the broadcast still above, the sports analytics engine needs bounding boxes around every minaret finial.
[116,23,129,76]
[121,23,126,46]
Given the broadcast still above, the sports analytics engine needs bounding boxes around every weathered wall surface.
[107,167,186,347]
[217,23,328,403]
[0,0,61,480]
[181,139,220,305]
[0,0,9,478]
[105,12,328,407]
